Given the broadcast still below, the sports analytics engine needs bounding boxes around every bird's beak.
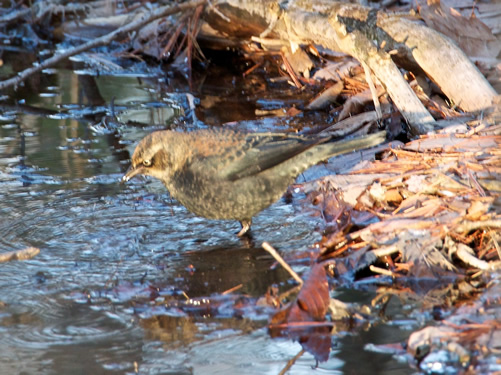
[121,165,142,183]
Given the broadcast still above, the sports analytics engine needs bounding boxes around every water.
[0,59,415,374]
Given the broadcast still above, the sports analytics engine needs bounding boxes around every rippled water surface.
[0,62,415,374]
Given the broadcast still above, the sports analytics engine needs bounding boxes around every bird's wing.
[191,133,328,181]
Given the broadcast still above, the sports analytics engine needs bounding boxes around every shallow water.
[0,59,416,374]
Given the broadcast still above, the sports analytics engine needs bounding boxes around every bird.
[122,128,386,236]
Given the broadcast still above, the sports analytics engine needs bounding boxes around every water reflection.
[0,57,416,374]
[0,66,323,374]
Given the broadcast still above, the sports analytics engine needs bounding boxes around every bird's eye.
[142,160,152,167]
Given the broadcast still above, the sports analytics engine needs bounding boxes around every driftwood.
[203,0,497,135]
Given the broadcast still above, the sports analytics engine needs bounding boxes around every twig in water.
[262,242,303,286]
[0,247,40,262]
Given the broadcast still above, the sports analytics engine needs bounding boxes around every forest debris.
[374,274,501,372]
[447,239,500,271]
[450,243,501,271]
[62,13,145,39]
[2,0,497,138]
[407,325,459,357]
[306,121,501,274]
[201,0,497,133]
[328,3,435,134]
[278,349,306,375]
[455,220,501,234]
[376,10,497,113]
[369,265,400,278]
[0,5,30,25]
[279,49,303,88]
[262,247,351,363]
[403,134,501,153]
[388,229,455,271]
[304,173,392,206]
[0,247,40,263]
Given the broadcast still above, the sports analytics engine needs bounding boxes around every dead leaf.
[273,263,330,324]
[385,188,403,204]
[465,198,494,220]
[269,264,332,362]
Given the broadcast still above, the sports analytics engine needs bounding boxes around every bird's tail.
[322,131,387,158]
[278,131,387,179]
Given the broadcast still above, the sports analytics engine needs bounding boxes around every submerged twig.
[262,242,303,285]
[278,349,306,375]
[221,284,243,295]
[0,247,40,262]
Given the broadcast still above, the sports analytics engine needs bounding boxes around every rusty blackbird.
[122,129,386,236]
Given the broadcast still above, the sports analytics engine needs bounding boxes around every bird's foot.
[237,220,252,237]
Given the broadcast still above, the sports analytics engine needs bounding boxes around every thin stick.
[222,284,243,295]
[262,242,303,285]
[490,229,501,261]
[280,51,302,89]
[361,60,382,120]
[369,265,396,277]
[278,349,305,375]
[0,0,207,90]
[0,247,40,262]
[454,243,501,271]
[455,220,501,233]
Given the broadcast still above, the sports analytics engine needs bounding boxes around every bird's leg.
[237,219,252,237]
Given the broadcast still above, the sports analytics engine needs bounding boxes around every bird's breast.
[165,169,290,221]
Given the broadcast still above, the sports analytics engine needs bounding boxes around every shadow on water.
[0,51,415,374]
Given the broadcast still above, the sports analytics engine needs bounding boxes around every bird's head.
[122,131,174,183]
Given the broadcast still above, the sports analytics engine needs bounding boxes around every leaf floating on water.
[269,263,333,362]
[270,263,329,326]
